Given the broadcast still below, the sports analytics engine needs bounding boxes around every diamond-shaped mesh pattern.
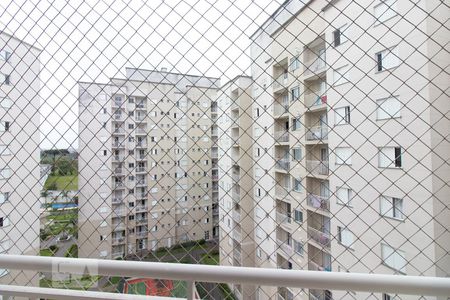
[0,0,448,299]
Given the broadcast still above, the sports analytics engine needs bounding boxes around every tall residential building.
[78,68,220,259]
[0,32,41,287]
[220,0,449,300]
[217,76,255,299]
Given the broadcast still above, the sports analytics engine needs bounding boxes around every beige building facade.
[238,0,449,299]
[0,32,41,288]
[78,68,219,259]
[217,76,256,299]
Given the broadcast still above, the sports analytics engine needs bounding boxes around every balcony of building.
[112,126,126,135]
[274,119,290,144]
[275,173,291,200]
[211,169,219,181]
[276,227,294,257]
[135,200,148,212]
[135,97,147,110]
[276,200,292,229]
[273,93,290,118]
[113,179,125,189]
[306,193,330,214]
[275,150,290,173]
[308,244,332,272]
[211,101,218,113]
[304,78,327,111]
[307,212,331,249]
[232,207,241,222]
[112,233,126,245]
[303,37,326,79]
[135,126,147,135]
[278,287,294,300]
[211,147,218,159]
[112,138,125,148]
[272,58,289,93]
[111,245,126,258]
[112,109,126,121]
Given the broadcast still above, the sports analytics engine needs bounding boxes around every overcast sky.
[0,0,283,150]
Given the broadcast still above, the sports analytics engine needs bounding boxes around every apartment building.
[0,32,41,287]
[247,0,449,300]
[217,76,255,299]
[78,68,220,259]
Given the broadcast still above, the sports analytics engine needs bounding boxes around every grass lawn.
[40,275,101,290]
[200,252,220,265]
[47,212,77,222]
[44,175,78,191]
[40,248,54,256]
[65,244,78,258]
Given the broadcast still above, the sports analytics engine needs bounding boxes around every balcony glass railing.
[307,226,331,248]
[303,53,326,76]
[304,91,327,108]
[273,103,289,116]
[307,193,330,212]
[306,125,328,141]
[275,158,290,171]
[274,130,289,143]
[306,160,329,176]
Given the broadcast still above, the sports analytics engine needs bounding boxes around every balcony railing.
[304,91,327,109]
[135,128,147,134]
[113,128,125,134]
[112,222,125,231]
[303,54,326,77]
[306,126,328,141]
[111,197,123,204]
[136,141,147,147]
[112,236,125,245]
[276,212,292,226]
[113,155,124,162]
[275,158,290,171]
[306,160,329,176]
[307,193,330,212]
[136,230,148,238]
[275,185,291,199]
[273,74,289,90]
[113,168,123,175]
[0,254,448,299]
[135,115,146,121]
[135,167,146,173]
[135,205,148,212]
[276,239,294,256]
[308,226,331,248]
[309,260,332,272]
[274,130,289,143]
[113,181,125,188]
[273,103,289,117]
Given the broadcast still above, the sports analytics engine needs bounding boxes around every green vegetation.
[65,244,78,258]
[200,251,220,265]
[40,246,59,256]
[47,212,77,222]
[219,283,237,300]
[126,281,147,295]
[40,275,101,290]
[44,175,78,191]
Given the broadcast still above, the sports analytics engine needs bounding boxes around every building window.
[336,187,352,206]
[0,193,9,204]
[0,145,10,156]
[0,216,10,228]
[292,117,301,130]
[335,147,352,165]
[0,73,10,85]
[289,56,301,71]
[0,50,11,62]
[333,65,350,86]
[0,122,10,132]
[290,86,300,101]
[293,210,303,223]
[293,178,302,192]
[376,96,401,119]
[335,106,350,125]
[376,47,399,72]
[0,98,12,109]
[381,244,406,273]
[256,248,262,258]
[292,147,302,161]
[337,226,354,248]
[294,240,304,255]
[374,0,397,24]
[333,24,348,47]
[378,147,402,168]
[380,196,404,220]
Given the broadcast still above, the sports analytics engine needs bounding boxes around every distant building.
[0,31,41,287]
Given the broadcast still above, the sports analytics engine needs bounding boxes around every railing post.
[187,280,196,300]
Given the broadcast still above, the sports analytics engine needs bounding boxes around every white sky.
[0,0,283,150]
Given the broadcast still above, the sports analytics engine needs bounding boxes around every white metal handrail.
[0,254,448,299]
